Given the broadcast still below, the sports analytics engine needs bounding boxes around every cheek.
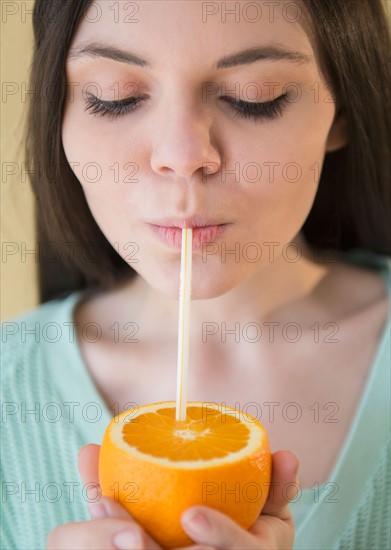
[61,110,140,234]
[231,98,335,240]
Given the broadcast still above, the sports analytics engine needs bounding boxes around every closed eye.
[84,92,289,122]
[84,93,148,118]
[220,94,289,121]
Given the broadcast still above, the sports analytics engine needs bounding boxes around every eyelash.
[83,92,289,122]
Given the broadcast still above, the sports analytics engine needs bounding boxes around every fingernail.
[89,502,107,519]
[182,509,210,535]
[113,529,143,550]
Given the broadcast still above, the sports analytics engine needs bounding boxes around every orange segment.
[99,401,272,549]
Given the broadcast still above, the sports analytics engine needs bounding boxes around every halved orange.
[99,401,272,548]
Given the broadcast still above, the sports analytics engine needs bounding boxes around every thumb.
[78,443,131,521]
[181,506,259,549]
[261,450,300,521]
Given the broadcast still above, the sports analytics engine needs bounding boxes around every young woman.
[1,1,390,549]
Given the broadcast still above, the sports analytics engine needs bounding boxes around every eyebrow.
[68,42,312,69]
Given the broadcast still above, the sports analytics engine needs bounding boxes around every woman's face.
[62,0,346,299]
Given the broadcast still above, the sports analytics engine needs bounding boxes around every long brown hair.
[26,0,391,303]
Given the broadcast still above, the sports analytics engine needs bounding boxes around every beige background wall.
[1,1,37,320]
[1,1,390,321]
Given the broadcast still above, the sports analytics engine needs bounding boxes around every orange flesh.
[122,405,250,460]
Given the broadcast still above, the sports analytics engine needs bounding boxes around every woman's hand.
[47,444,298,550]
[47,445,210,550]
[179,450,299,550]
[46,445,162,550]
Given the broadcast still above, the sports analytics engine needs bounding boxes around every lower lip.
[148,224,228,251]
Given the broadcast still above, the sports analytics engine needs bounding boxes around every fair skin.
[50,0,389,548]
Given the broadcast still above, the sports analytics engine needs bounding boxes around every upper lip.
[147,215,227,228]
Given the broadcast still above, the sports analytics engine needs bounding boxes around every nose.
[150,98,221,181]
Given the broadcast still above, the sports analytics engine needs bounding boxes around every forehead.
[68,0,316,74]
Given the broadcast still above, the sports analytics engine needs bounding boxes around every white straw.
[176,228,193,422]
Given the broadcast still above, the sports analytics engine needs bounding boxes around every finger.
[76,446,161,548]
[78,444,100,487]
[181,506,259,549]
[78,444,135,522]
[261,450,299,521]
[47,518,161,550]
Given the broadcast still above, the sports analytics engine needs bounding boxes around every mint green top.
[1,250,390,550]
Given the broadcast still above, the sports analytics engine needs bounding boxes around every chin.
[139,262,246,301]
[129,245,259,299]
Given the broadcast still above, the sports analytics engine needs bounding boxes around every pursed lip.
[146,216,230,251]
[147,215,227,228]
